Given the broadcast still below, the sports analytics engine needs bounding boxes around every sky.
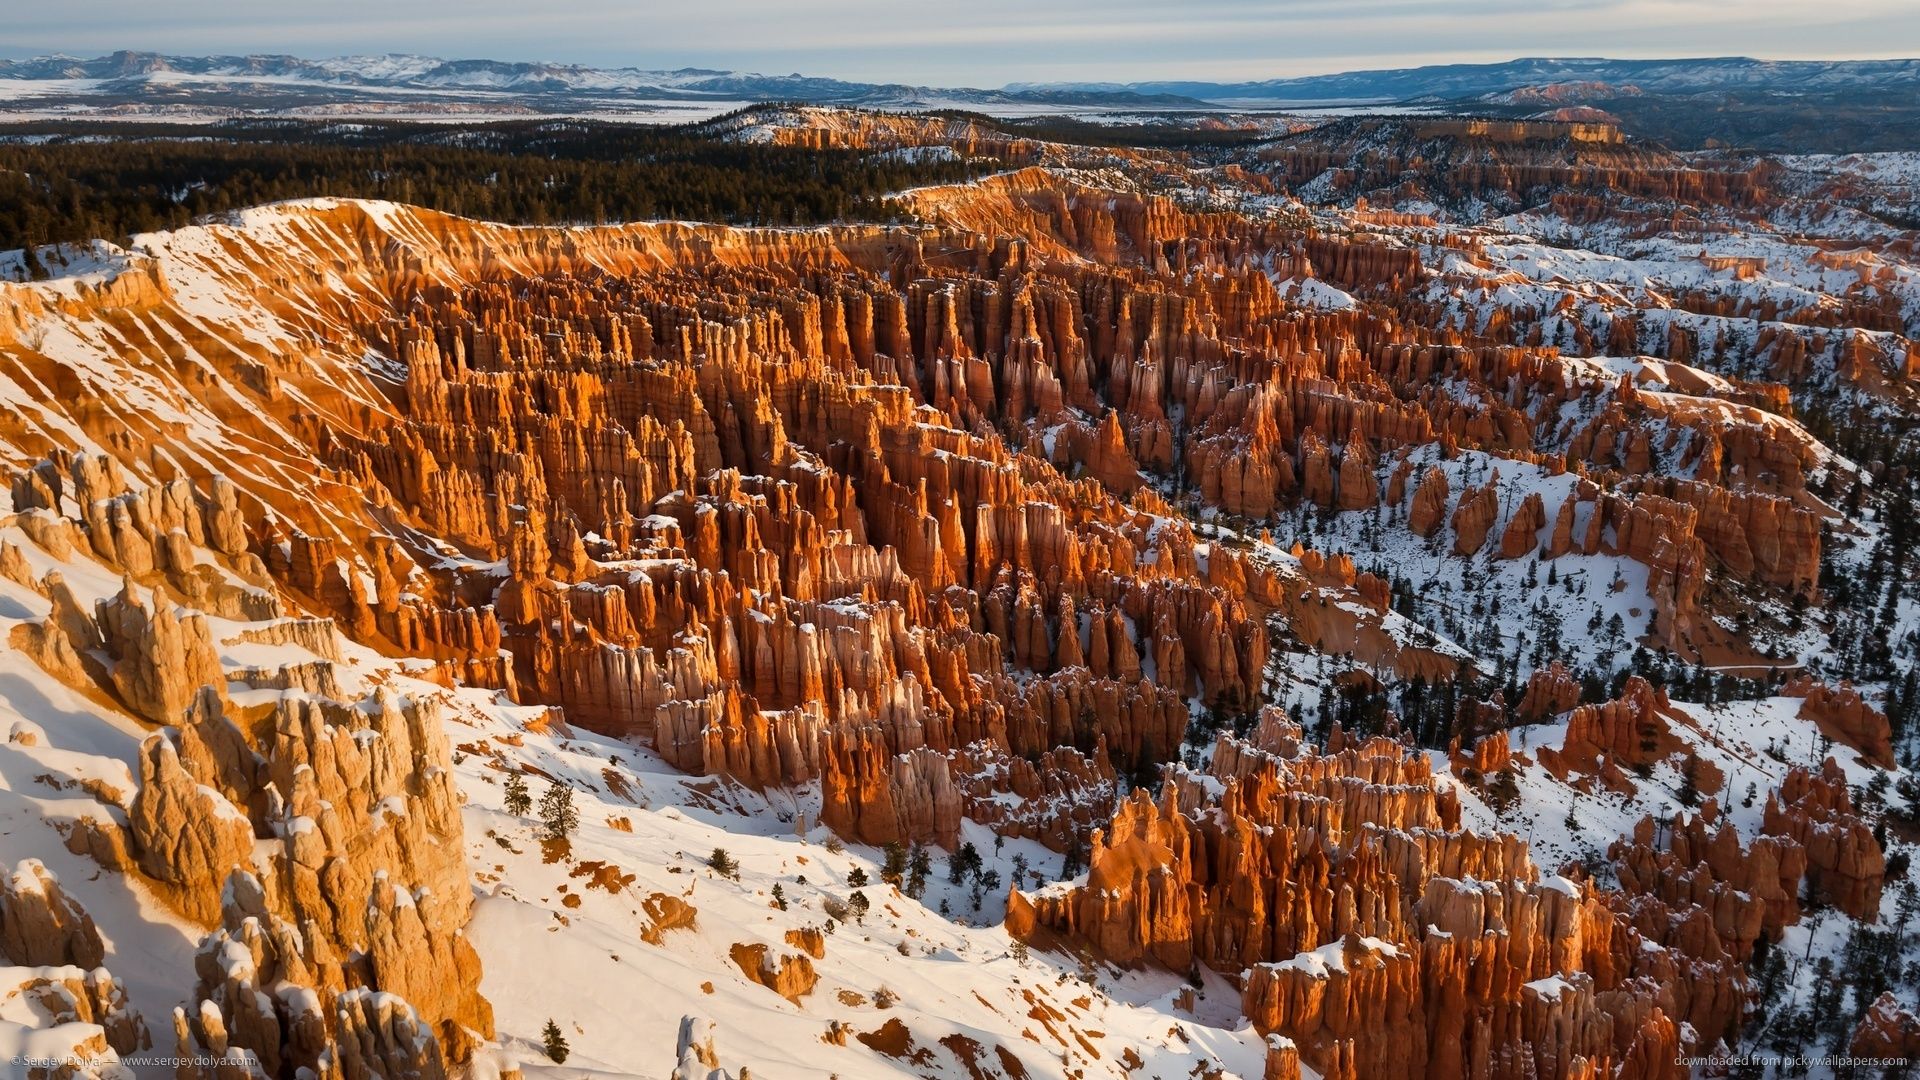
[4,0,1916,85]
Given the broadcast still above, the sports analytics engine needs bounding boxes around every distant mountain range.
[1,51,1915,117]
[1025,56,1920,102]
[0,51,1205,111]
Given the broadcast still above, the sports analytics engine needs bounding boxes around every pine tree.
[1677,758,1700,808]
[541,1019,569,1064]
[1061,835,1087,879]
[708,847,739,880]
[906,843,931,898]
[881,841,907,887]
[538,781,577,842]
[771,883,787,910]
[949,841,983,884]
[1487,768,1521,815]
[503,772,531,816]
[846,866,869,888]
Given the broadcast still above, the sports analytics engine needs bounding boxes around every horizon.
[2,47,1918,91]
[5,0,1916,85]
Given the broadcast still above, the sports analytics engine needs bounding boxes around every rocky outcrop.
[1009,728,1710,1079]
[1538,678,1686,791]
[1451,478,1500,556]
[1497,491,1546,559]
[1849,992,1920,1061]
[821,744,963,850]
[729,942,819,1003]
[743,107,1050,165]
[1407,467,1450,538]
[1262,1035,1303,1080]
[783,928,826,959]
[124,730,258,924]
[672,1015,735,1080]
[1,963,149,1066]
[1450,730,1511,777]
[1621,476,1820,595]
[5,467,494,1076]
[1546,493,1577,558]
[1606,804,1800,1048]
[168,867,481,1080]
[1335,436,1379,512]
[1516,662,1582,722]
[1006,786,1198,970]
[1240,936,1426,1080]
[94,582,227,726]
[1761,761,1885,918]
[1784,677,1896,769]
[643,893,699,945]
[0,860,106,970]
[948,741,1117,852]
[1221,546,1462,682]
[1263,116,1765,209]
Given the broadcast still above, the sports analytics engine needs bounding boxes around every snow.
[1264,935,1402,978]
[0,479,1287,1080]
[1274,277,1357,311]
[0,242,134,287]
[459,712,1273,1080]
[1264,444,1656,680]
[0,79,107,102]
[0,149,1912,1079]
[1524,975,1573,999]
[866,145,964,166]
[1540,875,1582,898]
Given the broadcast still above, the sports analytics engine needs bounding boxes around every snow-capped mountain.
[1024,56,1920,103]
[0,50,1204,111]
[5,52,1917,119]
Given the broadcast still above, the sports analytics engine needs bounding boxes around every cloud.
[4,0,1915,84]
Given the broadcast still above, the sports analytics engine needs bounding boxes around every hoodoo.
[0,70,1914,1080]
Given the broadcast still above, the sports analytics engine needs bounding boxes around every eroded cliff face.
[1,457,490,1077]
[1261,117,1770,212]
[159,196,1468,828]
[0,132,1909,1078]
[0,853,150,1073]
[1760,761,1886,919]
[0,184,1847,711]
[0,192,1406,1079]
[1009,716,1719,1080]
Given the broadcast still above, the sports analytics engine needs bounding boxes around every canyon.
[0,106,1914,1080]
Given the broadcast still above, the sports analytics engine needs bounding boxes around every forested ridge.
[0,111,988,257]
